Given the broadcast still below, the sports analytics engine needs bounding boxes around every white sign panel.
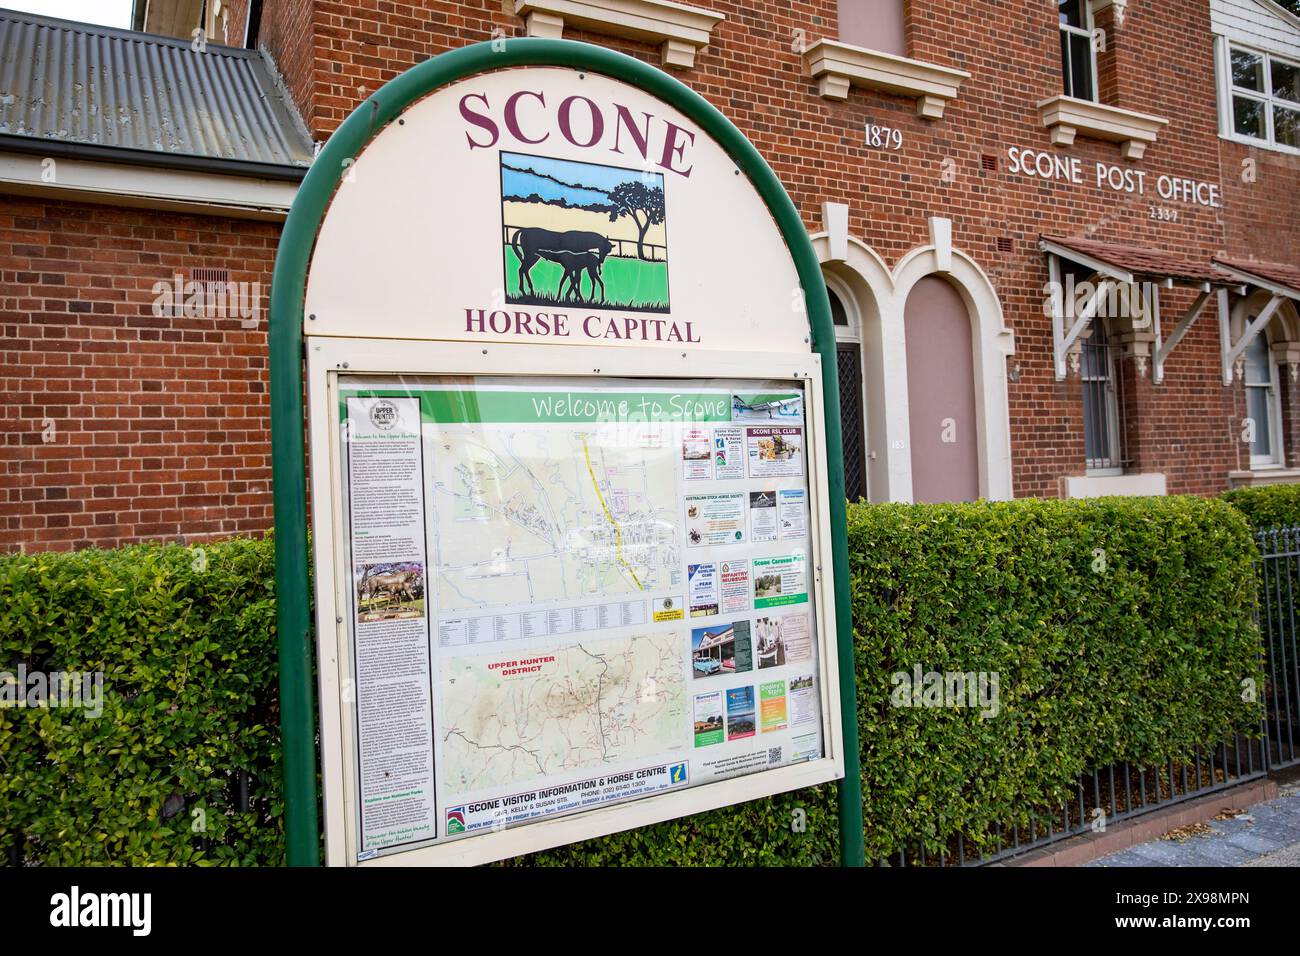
[304,68,807,353]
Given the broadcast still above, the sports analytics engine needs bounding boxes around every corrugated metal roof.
[0,8,313,174]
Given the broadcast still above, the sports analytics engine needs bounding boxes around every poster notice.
[713,426,745,480]
[686,492,746,547]
[682,427,713,480]
[778,488,807,539]
[726,686,757,740]
[337,378,827,862]
[345,396,438,858]
[746,427,803,478]
[694,691,725,746]
[760,680,788,733]
[748,490,778,543]
[789,674,818,728]
[688,562,719,617]
[752,553,809,610]
[719,560,750,615]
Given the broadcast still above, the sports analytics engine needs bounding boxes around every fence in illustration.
[501,225,667,262]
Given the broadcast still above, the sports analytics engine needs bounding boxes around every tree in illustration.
[607,180,666,261]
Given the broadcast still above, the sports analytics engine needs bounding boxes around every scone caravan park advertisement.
[339,380,828,861]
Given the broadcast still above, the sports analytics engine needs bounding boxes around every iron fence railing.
[1256,528,1300,770]
[880,734,1266,866]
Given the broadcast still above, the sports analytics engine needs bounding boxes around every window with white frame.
[1243,329,1283,467]
[1081,318,1127,473]
[1059,0,1098,101]
[1224,44,1300,150]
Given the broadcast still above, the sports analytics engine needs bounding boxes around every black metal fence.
[886,526,1300,866]
[1257,528,1300,771]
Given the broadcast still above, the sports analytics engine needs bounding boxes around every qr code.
[767,746,783,765]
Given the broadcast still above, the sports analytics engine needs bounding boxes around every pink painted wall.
[905,276,980,503]
[837,0,906,56]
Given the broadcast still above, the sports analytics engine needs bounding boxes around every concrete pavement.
[1087,780,1300,867]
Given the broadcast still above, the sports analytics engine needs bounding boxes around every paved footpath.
[1088,781,1300,867]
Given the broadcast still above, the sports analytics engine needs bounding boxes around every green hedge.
[0,496,1265,865]
[845,495,1262,861]
[0,539,283,865]
[1222,483,1300,530]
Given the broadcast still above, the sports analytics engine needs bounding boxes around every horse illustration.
[552,249,607,304]
[511,227,613,298]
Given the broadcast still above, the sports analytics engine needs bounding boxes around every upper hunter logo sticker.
[369,399,400,430]
[501,152,670,313]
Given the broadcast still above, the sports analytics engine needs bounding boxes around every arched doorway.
[904,276,980,502]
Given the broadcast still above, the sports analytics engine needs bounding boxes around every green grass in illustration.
[504,247,669,313]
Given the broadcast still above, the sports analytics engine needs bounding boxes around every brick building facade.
[2,0,1300,551]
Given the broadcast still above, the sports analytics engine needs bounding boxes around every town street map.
[340,378,826,859]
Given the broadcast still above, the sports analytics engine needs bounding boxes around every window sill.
[1037,95,1169,160]
[801,39,970,119]
[1228,468,1300,488]
[1062,472,1167,498]
[1219,132,1300,158]
[514,0,724,69]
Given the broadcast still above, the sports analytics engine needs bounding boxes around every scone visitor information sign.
[269,38,864,867]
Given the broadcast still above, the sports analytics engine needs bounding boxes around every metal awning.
[1040,236,1244,384]
[1214,257,1300,302]
[1213,257,1300,385]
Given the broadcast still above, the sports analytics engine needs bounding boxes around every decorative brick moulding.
[800,38,970,119]
[1037,94,1170,161]
[514,0,724,69]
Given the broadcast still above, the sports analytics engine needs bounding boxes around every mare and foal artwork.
[500,152,671,314]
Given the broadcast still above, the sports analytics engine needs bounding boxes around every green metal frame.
[269,37,864,868]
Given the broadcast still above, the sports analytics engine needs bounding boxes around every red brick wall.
[219,0,252,46]
[258,0,319,136]
[5,0,1300,551]
[0,198,279,552]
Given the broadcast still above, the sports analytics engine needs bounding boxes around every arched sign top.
[305,66,806,351]
[279,35,837,356]
[268,39,861,867]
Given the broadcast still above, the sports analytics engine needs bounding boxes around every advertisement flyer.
[688,562,719,617]
[753,553,809,610]
[726,686,757,741]
[693,691,725,746]
[760,680,788,733]
[682,427,712,480]
[789,674,818,728]
[746,426,804,478]
[685,492,746,547]
[337,378,826,860]
[732,393,803,423]
[748,490,778,542]
[691,621,752,678]
[713,426,745,480]
[719,560,750,615]
[778,488,808,539]
[653,596,685,622]
[755,612,811,669]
